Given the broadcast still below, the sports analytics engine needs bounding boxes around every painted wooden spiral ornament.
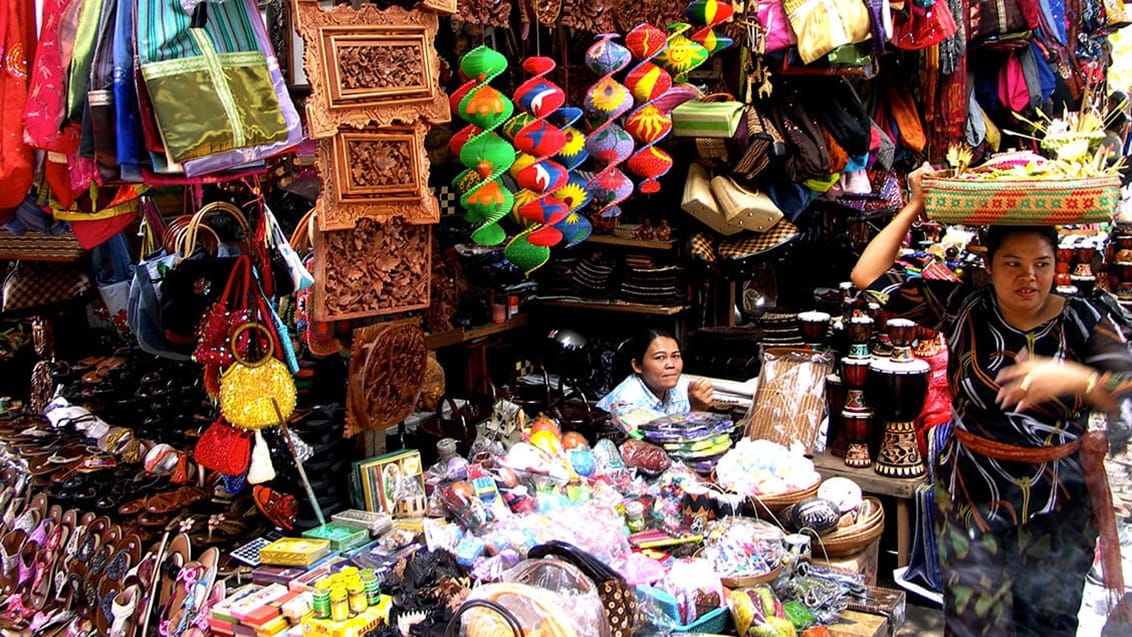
[501,57,571,274]
[449,46,516,247]
[623,24,675,195]
[547,105,593,247]
[583,34,636,219]
[685,0,735,55]
[654,22,710,82]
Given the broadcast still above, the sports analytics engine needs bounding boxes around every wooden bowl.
[721,564,782,588]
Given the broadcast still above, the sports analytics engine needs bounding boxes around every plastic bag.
[503,559,611,637]
[620,439,671,475]
[456,583,587,637]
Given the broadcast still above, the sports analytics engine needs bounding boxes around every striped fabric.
[137,0,260,65]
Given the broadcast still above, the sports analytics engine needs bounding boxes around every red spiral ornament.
[622,24,675,195]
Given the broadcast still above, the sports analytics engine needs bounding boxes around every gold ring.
[1019,373,1033,392]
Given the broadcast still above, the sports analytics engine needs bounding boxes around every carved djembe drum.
[798,310,831,351]
[840,356,875,468]
[868,319,928,478]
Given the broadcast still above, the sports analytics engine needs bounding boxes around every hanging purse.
[708,175,785,233]
[195,418,252,475]
[219,322,297,431]
[671,95,745,139]
[2,262,94,314]
[733,104,786,184]
[891,0,958,50]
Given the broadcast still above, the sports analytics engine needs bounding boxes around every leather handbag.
[2,262,94,314]
[709,175,785,232]
[528,540,638,637]
[733,104,786,183]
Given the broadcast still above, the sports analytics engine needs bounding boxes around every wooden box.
[812,538,880,586]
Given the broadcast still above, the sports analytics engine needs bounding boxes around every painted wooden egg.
[817,477,863,514]
[786,497,842,534]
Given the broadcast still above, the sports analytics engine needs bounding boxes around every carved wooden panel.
[313,218,431,322]
[345,318,426,437]
[419,0,457,15]
[316,123,439,231]
[292,1,450,137]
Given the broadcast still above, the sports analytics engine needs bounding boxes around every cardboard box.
[812,539,880,586]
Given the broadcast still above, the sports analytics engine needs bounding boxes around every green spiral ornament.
[449,46,516,247]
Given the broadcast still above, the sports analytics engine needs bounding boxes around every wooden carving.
[316,124,439,231]
[419,0,457,15]
[313,217,431,322]
[292,1,450,137]
[345,318,427,437]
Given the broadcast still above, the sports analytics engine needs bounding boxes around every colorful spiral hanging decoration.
[583,34,636,219]
[501,57,571,274]
[654,22,710,82]
[449,46,516,247]
[622,24,675,195]
[685,0,735,55]
[548,105,593,247]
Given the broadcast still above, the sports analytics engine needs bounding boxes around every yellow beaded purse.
[220,322,296,431]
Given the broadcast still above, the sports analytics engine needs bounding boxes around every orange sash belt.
[955,428,1131,622]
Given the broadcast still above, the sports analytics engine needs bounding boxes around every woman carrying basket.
[852,163,1132,636]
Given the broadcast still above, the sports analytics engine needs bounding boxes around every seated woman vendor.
[597,329,713,420]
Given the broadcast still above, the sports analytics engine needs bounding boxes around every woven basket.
[812,496,884,557]
[922,170,1121,226]
[746,477,820,515]
[0,230,86,262]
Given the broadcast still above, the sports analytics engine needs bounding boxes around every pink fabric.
[758,0,798,52]
[23,0,80,154]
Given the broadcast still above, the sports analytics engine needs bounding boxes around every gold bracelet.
[1084,371,1100,396]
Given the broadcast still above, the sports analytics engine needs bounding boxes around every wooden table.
[812,453,926,568]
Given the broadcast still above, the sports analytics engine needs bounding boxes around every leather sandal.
[252,485,298,531]
[157,534,191,613]
[145,487,210,515]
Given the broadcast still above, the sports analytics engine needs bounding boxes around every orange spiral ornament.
[622,24,675,195]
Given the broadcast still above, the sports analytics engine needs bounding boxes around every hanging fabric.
[135,0,288,163]
[0,0,37,211]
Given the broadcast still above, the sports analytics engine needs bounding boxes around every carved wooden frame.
[419,0,457,15]
[292,0,450,138]
[312,218,431,322]
[315,123,439,231]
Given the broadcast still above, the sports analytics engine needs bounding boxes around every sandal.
[145,487,210,515]
[157,546,218,637]
[252,485,298,531]
[157,534,191,613]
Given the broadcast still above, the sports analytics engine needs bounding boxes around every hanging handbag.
[160,201,250,345]
[219,322,296,431]
[2,262,94,314]
[733,103,786,184]
[671,95,745,139]
[891,0,958,50]
[136,0,287,163]
[194,418,252,475]
[708,175,785,233]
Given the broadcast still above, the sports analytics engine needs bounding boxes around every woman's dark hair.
[615,329,679,377]
[984,226,1058,262]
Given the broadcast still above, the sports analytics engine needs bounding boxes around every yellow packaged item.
[258,538,332,567]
